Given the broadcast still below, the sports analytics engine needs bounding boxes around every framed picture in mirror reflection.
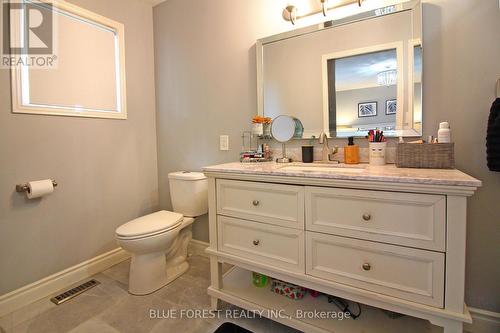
[386,99,397,115]
[358,102,378,118]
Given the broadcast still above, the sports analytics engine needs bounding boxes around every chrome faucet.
[318,132,330,162]
[318,132,339,163]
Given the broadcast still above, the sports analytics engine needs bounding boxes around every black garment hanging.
[486,98,500,171]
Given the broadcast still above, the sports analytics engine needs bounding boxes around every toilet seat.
[116,210,183,240]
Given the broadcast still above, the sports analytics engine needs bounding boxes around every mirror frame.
[10,0,127,119]
[256,0,422,138]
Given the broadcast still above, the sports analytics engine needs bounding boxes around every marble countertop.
[203,162,482,187]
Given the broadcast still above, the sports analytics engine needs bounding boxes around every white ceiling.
[334,47,422,91]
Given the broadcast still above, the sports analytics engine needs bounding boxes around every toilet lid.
[168,171,207,181]
[116,210,183,238]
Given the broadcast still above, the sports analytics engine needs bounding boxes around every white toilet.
[115,171,208,295]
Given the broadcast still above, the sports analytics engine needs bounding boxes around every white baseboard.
[465,307,500,333]
[188,239,209,258]
[0,240,208,318]
[0,248,129,317]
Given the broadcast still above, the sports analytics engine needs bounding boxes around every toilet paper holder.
[16,180,58,193]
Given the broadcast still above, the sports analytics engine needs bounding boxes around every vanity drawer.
[305,187,446,251]
[217,179,304,229]
[218,216,305,273]
[306,232,444,307]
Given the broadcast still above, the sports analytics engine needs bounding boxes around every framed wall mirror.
[257,0,422,138]
[9,0,127,119]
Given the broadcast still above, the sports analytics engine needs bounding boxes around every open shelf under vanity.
[209,266,443,333]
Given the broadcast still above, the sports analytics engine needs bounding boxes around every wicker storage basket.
[396,143,455,169]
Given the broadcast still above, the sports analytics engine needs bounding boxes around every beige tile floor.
[0,255,300,333]
[0,255,471,333]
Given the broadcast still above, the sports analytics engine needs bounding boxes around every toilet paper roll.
[27,179,54,199]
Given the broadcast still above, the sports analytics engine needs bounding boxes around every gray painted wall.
[154,0,500,312]
[336,86,397,127]
[0,0,158,295]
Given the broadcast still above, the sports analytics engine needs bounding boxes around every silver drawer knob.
[362,213,372,221]
[362,263,371,271]
[253,240,260,246]
[252,200,260,206]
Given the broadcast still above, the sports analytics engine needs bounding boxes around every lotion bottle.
[344,136,359,164]
[438,122,451,143]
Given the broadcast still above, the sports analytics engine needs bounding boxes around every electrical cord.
[327,296,362,320]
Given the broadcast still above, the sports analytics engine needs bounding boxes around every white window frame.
[10,0,127,119]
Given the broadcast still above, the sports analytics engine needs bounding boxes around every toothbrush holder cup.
[369,142,387,166]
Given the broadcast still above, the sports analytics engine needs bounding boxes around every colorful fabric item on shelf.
[270,278,306,300]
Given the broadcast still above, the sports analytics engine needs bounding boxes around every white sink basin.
[279,164,364,173]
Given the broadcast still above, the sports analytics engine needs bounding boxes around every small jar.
[369,142,387,166]
[263,123,271,138]
[252,272,268,287]
[252,123,264,136]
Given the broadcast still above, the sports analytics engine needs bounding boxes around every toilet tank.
[168,171,208,217]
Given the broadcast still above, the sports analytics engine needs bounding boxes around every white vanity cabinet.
[204,163,481,333]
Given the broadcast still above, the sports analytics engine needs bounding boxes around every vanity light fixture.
[377,69,397,86]
[283,0,364,25]
[283,5,298,25]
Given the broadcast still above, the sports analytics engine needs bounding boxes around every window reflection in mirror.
[328,49,398,138]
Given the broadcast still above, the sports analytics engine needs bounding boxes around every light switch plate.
[219,135,229,151]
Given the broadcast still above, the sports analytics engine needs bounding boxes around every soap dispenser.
[344,136,359,164]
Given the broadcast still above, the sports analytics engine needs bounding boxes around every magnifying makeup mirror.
[271,115,296,163]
